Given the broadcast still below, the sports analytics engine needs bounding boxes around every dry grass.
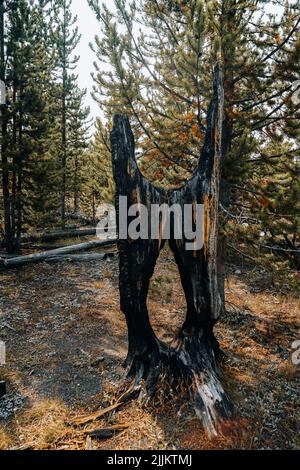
[0,429,11,450]
[14,400,69,450]
[101,267,114,280]
[0,253,299,450]
[277,362,299,380]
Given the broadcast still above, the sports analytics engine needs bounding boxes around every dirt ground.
[0,246,299,450]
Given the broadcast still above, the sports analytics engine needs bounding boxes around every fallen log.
[0,239,117,270]
[65,212,99,226]
[25,244,67,251]
[46,252,115,263]
[88,424,129,439]
[21,227,97,244]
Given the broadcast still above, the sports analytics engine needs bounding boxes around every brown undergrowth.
[0,247,299,449]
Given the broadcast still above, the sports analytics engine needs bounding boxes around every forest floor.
[0,245,299,450]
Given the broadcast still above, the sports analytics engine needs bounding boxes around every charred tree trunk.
[111,65,235,436]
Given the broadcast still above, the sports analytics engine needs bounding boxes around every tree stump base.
[124,330,235,437]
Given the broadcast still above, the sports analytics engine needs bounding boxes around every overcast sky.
[71,0,283,124]
[71,0,101,123]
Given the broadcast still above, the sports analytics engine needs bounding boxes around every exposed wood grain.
[73,402,124,426]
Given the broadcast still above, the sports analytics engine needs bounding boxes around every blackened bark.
[111,65,235,436]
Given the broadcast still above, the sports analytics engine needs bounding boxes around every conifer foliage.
[0,0,90,252]
[0,0,299,278]
[88,0,300,277]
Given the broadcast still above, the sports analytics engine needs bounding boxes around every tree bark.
[61,75,67,223]
[73,155,80,214]
[65,211,99,226]
[18,227,97,245]
[111,65,235,436]
[16,83,24,249]
[61,3,67,224]
[0,239,116,269]
[46,252,114,263]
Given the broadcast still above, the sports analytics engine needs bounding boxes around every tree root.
[123,332,237,438]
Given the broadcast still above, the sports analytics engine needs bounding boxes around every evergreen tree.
[53,0,80,222]
[0,0,91,251]
[0,0,11,251]
[89,0,300,273]
[66,84,91,214]
[81,118,114,221]
[1,0,60,251]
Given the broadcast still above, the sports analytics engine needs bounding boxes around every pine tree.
[81,118,115,221]
[0,0,12,251]
[66,84,91,214]
[89,0,300,273]
[53,0,80,223]
[0,1,95,252]
[1,0,60,251]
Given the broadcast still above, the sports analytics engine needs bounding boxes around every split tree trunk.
[111,65,235,437]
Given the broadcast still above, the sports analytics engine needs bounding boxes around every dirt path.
[0,249,299,450]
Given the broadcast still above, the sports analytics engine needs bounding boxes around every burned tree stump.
[110,65,235,437]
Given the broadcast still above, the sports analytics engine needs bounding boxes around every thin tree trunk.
[0,0,13,253]
[11,78,17,245]
[92,189,96,224]
[73,154,80,213]
[217,1,238,304]
[61,4,67,224]
[61,73,67,223]
[16,85,23,248]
